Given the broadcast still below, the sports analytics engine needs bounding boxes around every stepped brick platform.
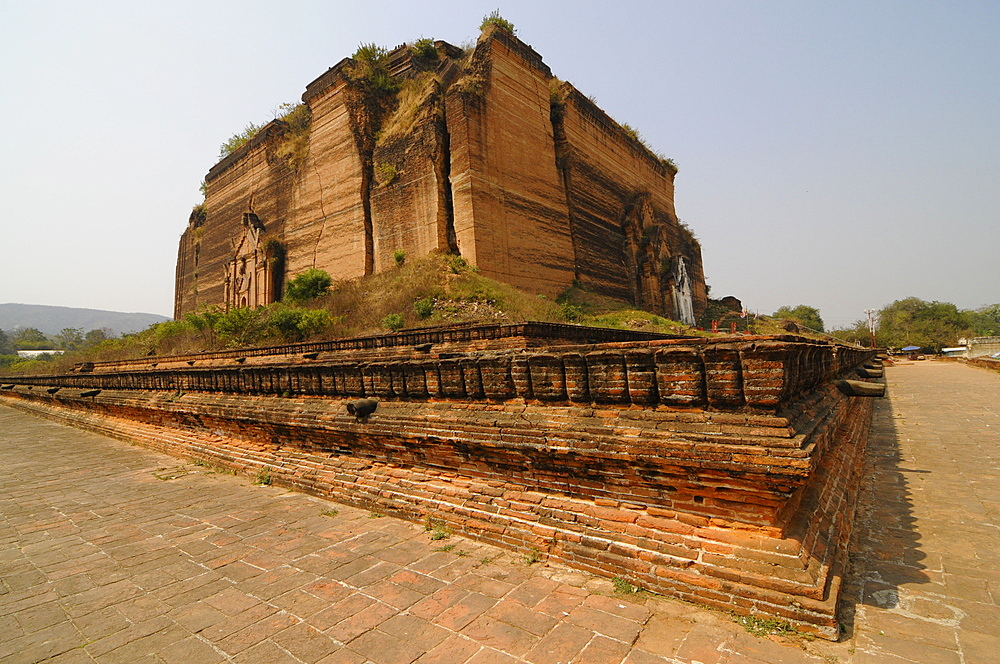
[0,323,878,638]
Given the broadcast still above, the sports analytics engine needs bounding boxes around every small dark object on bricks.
[414,343,433,352]
[346,398,378,417]
[303,352,320,360]
[1,384,14,390]
[47,387,61,394]
[80,389,101,398]
[835,380,885,397]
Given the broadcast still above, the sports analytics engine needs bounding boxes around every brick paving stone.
[565,604,644,643]
[215,611,300,656]
[203,585,268,616]
[345,629,426,664]
[523,621,593,664]
[167,601,228,632]
[413,633,482,664]
[505,576,561,608]
[271,587,336,618]
[0,621,83,664]
[575,634,631,664]
[70,606,131,641]
[432,591,498,632]
[156,636,228,664]
[581,593,651,623]
[455,572,516,599]
[231,639,302,664]
[316,649,368,664]
[199,604,281,642]
[672,623,732,663]
[379,613,451,651]
[461,614,540,657]
[326,600,398,643]
[33,649,99,664]
[83,616,175,658]
[464,649,519,664]
[270,622,342,663]
[484,598,558,637]
[13,599,70,633]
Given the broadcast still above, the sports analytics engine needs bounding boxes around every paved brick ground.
[1,360,998,663]
[838,360,1000,663]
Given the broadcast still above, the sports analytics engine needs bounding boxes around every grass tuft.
[731,612,798,638]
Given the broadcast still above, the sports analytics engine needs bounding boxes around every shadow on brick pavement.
[2,359,998,663]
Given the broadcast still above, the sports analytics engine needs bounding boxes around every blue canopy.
[901,345,921,351]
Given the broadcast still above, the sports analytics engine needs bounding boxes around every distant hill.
[0,303,170,337]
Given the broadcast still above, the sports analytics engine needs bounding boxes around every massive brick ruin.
[174,26,706,324]
[3,23,883,640]
[1,324,879,638]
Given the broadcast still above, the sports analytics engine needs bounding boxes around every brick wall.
[0,331,877,638]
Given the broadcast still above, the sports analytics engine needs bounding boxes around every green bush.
[410,38,437,61]
[393,249,406,267]
[382,313,405,332]
[414,298,434,319]
[352,43,398,93]
[214,307,271,348]
[445,254,474,274]
[480,10,515,35]
[285,268,332,303]
[376,162,398,187]
[219,122,263,159]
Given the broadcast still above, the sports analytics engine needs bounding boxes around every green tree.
[772,305,825,332]
[0,329,15,355]
[284,269,333,304]
[876,298,974,352]
[969,304,1000,337]
[13,328,51,350]
[84,328,115,346]
[829,320,872,347]
[54,327,84,350]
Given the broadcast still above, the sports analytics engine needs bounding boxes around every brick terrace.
[2,360,999,662]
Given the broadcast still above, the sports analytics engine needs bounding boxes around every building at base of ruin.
[175,26,707,325]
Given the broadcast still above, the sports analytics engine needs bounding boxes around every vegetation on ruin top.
[480,10,516,35]
[349,43,400,94]
[217,103,312,164]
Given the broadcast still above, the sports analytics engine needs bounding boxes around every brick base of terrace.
[0,323,877,638]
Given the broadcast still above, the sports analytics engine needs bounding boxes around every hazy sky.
[1,0,997,329]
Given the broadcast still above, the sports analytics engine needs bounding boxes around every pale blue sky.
[1,0,997,329]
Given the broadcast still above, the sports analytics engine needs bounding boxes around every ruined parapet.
[2,324,879,638]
